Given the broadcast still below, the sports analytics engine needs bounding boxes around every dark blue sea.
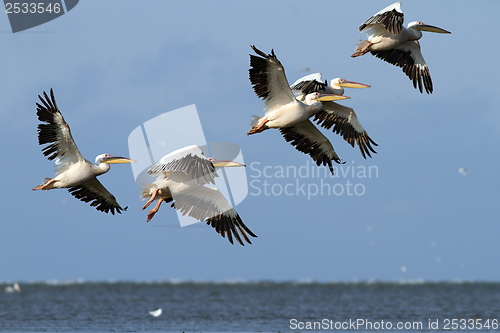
[1,281,499,332]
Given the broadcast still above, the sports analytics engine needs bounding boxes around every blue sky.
[0,0,499,282]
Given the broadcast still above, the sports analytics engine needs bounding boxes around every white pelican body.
[44,158,108,189]
[141,145,256,246]
[248,46,350,174]
[251,92,331,130]
[32,89,135,214]
[352,2,451,93]
[290,73,371,96]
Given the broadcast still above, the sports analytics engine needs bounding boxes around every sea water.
[0,281,499,332]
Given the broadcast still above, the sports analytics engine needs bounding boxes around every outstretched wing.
[370,40,432,93]
[249,45,296,113]
[171,185,257,246]
[359,2,404,34]
[36,89,85,174]
[315,102,378,159]
[279,120,343,175]
[148,145,217,185]
[290,73,327,93]
[68,178,126,215]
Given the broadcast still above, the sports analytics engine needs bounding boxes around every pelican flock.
[352,2,450,93]
[31,2,450,246]
[141,145,257,246]
[33,89,135,214]
[247,45,352,174]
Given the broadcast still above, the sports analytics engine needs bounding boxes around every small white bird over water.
[352,2,450,93]
[149,308,162,317]
[32,89,135,214]
[4,283,21,293]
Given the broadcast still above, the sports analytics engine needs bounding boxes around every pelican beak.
[314,94,351,102]
[211,159,246,168]
[414,23,451,34]
[101,156,136,164]
[339,80,371,89]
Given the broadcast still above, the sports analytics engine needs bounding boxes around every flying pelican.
[290,73,377,159]
[141,145,257,246]
[247,45,351,174]
[32,89,135,214]
[290,73,371,96]
[351,2,451,94]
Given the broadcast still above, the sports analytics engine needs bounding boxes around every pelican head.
[310,92,351,102]
[408,21,451,34]
[209,158,246,168]
[333,78,371,89]
[95,154,136,165]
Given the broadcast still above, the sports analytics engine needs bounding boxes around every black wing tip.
[313,111,379,159]
[95,203,127,215]
[37,88,57,109]
[301,80,326,95]
[358,134,379,159]
[68,186,126,215]
[279,127,343,175]
[114,205,128,214]
[249,45,281,101]
[250,45,275,59]
[207,213,257,246]
[370,49,433,94]
[359,6,403,34]
[35,88,66,160]
[36,88,60,126]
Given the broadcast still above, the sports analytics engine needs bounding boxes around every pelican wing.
[36,89,85,174]
[68,178,126,214]
[148,145,217,185]
[279,120,343,174]
[359,2,404,34]
[370,40,432,93]
[171,186,257,246]
[290,73,327,93]
[249,45,296,113]
[314,102,378,159]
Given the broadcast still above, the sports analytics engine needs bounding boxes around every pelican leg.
[146,198,164,222]
[32,178,56,191]
[247,117,269,135]
[142,188,160,210]
[351,41,373,57]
